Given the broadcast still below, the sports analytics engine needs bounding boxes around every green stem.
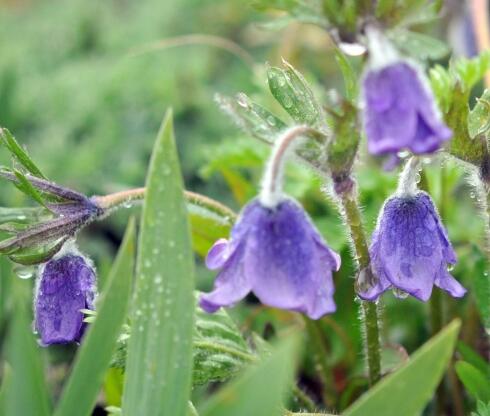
[339,189,381,386]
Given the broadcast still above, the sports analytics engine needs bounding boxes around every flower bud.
[35,251,96,345]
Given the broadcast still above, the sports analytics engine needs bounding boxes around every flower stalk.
[338,187,381,385]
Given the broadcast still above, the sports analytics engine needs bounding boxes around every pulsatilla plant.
[0,1,490,416]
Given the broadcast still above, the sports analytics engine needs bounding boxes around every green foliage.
[344,320,461,416]
[54,219,135,416]
[430,52,490,167]
[5,286,51,416]
[388,30,449,61]
[0,128,46,179]
[193,298,255,385]
[199,334,301,416]
[122,111,195,416]
[267,60,326,131]
[472,401,490,416]
[469,89,490,139]
[455,361,490,402]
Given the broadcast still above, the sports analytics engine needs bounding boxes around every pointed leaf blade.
[122,110,195,416]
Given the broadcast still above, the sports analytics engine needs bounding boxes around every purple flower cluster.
[200,198,340,320]
[362,62,452,156]
[35,253,96,345]
[358,192,466,301]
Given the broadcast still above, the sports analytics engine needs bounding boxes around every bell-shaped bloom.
[362,62,452,155]
[359,192,466,302]
[35,253,96,345]
[200,198,340,320]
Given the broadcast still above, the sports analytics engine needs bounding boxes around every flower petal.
[200,243,251,313]
[435,266,466,298]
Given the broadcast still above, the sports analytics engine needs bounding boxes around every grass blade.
[122,110,195,416]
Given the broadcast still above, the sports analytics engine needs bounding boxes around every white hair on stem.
[259,125,313,208]
[396,156,422,197]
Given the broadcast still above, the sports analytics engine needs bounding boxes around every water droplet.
[236,93,248,108]
[470,192,476,199]
[266,115,276,126]
[282,96,293,109]
[392,288,408,299]
[447,264,454,271]
[414,173,421,184]
[14,265,34,280]
[123,200,133,208]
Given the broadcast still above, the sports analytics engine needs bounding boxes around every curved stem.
[92,188,237,222]
[470,0,490,87]
[339,190,381,386]
[260,125,314,208]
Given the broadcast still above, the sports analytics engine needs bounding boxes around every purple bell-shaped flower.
[35,250,96,345]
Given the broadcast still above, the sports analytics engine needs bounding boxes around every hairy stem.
[291,384,317,413]
[339,189,381,386]
[93,188,237,222]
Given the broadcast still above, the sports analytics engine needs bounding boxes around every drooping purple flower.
[35,253,96,345]
[362,62,452,155]
[358,192,466,302]
[200,198,341,320]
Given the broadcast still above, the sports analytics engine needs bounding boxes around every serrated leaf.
[0,128,46,179]
[390,30,449,61]
[199,334,301,416]
[111,294,255,387]
[54,219,135,416]
[455,361,490,402]
[193,298,255,385]
[122,110,195,416]
[469,89,490,139]
[344,320,460,416]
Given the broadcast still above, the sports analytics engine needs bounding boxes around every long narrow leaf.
[122,110,195,416]
[5,289,51,416]
[199,334,301,416]
[344,320,461,416]
[54,218,136,416]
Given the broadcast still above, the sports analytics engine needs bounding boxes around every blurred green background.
[0,0,487,413]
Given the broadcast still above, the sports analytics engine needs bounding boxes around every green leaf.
[13,169,51,210]
[344,320,461,416]
[110,293,255,387]
[8,237,67,265]
[468,89,490,139]
[54,219,136,416]
[193,297,255,385]
[199,334,301,416]
[455,361,490,402]
[267,60,326,130]
[389,30,449,61]
[215,92,286,146]
[5,295,51,416]
[0,207,44,225]
[122,110,195,416]
[0,128,46,179]
[457,341,490,376]
[252,0,328,27]
[472,401,490,416]
[471,254,490,332]
[334,49,358,101]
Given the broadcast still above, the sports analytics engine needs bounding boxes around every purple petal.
[200,243,252,313]
[434,266,466,298]
[205,238,232,270]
